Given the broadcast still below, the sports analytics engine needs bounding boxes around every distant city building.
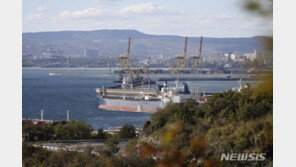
[233,56,246,63]
[224,53,232,62]
[84,49,99,57]
[244,49,257,61]
[42,53,51,59]
[230,53,237,60]
[160,54,163,60]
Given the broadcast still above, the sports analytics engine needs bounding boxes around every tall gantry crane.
[175,37,188,72]
[169,65,176,75]
[191,36,203,71]
[198,36,203,71]
[119,37,132,71]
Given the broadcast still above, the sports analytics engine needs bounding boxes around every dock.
[158,77,261,82]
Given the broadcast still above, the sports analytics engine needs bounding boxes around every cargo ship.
[96,37,193,113]
[96,78,192,113]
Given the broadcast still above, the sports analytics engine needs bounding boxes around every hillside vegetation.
[139,75,273,166]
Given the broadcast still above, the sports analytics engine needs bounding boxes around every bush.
[105,136,119,155]
[23,124,54,141]
[91,128,108,139]
[118,124,136,139]
[54,121,92,140]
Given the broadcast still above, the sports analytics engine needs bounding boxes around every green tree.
[105,136,119,156]
[23,124,54,141]
[118,124,136,139]
[92,128,108,139]
[54,121,92,140]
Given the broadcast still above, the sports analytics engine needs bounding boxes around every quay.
[158,76,261,82]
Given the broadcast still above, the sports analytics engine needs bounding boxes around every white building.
[244,49,257,61]
[224,53,231,62]
[230,53,237,60]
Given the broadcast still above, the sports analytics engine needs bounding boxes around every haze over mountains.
[23,30,268,59]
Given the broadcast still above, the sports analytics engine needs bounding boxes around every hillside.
[139,75,273,166]
[23,30,269,59]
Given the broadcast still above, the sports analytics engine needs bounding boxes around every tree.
[54,121,92,140]
[23,124,54,141]
[105,136,119,156]
[118,124,136,139]
[93,128,108,139]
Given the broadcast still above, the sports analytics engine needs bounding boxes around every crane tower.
[119,37,132,71]
[191,36,203,71]
[175,37,188,72]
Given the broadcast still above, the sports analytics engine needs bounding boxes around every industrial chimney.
[66,110,70,122]
[40,110,44,121]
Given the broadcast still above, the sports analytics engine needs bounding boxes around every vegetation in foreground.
[140,75,273,167]
[23,121,138,142]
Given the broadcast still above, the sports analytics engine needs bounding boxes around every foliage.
[123,139,139,156]
[105,136,120,156]
[117,124,136,139]
[23,142,157,167]
[91,128,109,139]
[23,124,54,141]
[142,77,273,166]
[243,0,273,70]
[54,121,92,140]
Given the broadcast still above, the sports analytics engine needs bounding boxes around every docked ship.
[96,79,192,113]
[96,37,196,113]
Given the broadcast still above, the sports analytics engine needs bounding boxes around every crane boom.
[198,36,203,58]
[184,37,188,57]
[126,37,131,69]
[127,37,131,57]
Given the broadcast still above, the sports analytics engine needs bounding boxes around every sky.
[22,0,272,37]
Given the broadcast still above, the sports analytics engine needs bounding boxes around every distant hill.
[22,29,269,59]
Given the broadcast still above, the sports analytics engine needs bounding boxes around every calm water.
[22,68,260,129]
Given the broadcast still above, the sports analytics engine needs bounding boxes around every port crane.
[175,37,188,72]
[198,36,204,71]
[191,36,203,71]
[119,37,132,71]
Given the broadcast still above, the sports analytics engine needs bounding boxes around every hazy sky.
[23,0,272,37]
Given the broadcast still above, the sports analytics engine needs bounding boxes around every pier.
[158,76,261,82]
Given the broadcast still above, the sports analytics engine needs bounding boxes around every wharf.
[158,77,261,82]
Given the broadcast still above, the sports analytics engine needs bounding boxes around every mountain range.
[22,29,269,59]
